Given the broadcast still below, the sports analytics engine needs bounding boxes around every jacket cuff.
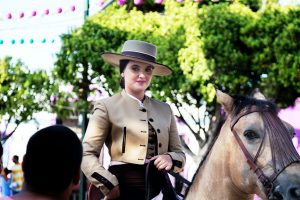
[91,172,117,195]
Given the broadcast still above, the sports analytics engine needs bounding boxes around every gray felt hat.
[101,40,172,76]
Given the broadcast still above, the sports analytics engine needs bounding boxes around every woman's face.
[122,60,154,96]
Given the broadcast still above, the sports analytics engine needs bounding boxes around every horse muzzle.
[269,181,300,200]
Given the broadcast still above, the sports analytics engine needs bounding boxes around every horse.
[185,90,300,200]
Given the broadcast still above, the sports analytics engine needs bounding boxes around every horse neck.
[186,121,254,200]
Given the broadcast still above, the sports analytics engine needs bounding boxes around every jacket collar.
[121,90,150,108]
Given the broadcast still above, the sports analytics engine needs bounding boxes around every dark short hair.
[23,125,83,196]
[119,59,129,89]
[13,155,19,161]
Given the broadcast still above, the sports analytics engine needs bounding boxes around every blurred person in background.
[9,156,23,195]
[0,168,12,197]
[0,143,11,197]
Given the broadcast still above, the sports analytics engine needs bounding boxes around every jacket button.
[158,143,162,148]
[140,108,146,112]
[157,129,160,133]
[149,118,153,122]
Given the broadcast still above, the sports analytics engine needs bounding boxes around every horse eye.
[244,130,260,141]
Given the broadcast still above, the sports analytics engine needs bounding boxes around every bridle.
[230,107,298,198]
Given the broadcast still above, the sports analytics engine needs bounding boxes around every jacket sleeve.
[81,100,119,195]
[166,106,186,173]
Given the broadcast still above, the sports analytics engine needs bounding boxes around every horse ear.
[251,88,266,100]
[216,89,233,114]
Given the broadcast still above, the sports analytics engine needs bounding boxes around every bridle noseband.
[230,107,296,198]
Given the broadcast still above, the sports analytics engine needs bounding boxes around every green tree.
[53,22,128,120]
[241,4,300,107]
[0,57,51,142]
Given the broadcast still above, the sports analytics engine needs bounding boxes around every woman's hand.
[150,154,173,171]
[105,185,120,200]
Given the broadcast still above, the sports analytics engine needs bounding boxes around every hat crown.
[122,40,157,59]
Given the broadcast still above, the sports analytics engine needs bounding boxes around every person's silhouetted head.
[22,125,83,197]
[12,155,19,164]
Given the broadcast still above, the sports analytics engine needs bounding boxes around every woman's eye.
[244,130,260,141]
[145,66,154,73]
[131,65,140,71]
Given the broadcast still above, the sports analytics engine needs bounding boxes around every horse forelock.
[262,112,300,175]
[231,94,277,117]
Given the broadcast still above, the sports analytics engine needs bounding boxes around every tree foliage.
[52,22,128,119]
[0,57,50,142]
[241,4,300,107]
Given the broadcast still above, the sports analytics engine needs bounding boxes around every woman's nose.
[138,71,146,77]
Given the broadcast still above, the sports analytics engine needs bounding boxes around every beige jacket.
[81,90,185,195]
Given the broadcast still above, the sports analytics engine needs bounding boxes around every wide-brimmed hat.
[101,40,172,76]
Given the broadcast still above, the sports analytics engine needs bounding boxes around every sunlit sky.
[0,0,105,71]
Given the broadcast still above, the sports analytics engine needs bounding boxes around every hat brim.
[101,52,172,76]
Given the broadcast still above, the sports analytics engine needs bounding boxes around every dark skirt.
[108,163,165,200]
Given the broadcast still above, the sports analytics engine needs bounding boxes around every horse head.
[216,90,300,200]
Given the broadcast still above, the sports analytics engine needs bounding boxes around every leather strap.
[230,108,273,196]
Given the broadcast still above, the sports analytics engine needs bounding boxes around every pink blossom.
[134,0,143,5]
[31,11,37,16]
[44,9,49,15]
[7,13,12,19]
[70,5,76,11]
[50,96,56,102]
[89,84,100,90]
[19,12,24,18]
[99,0,106,6]
[117,0,126,5]
[154,0,163,4]
[57,8,63,14]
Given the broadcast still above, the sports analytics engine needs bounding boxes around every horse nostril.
[289,187,300,198]
[270,185,284,200]
[270,192,283,200]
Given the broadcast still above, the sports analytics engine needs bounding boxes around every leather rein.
[230,107,287,198]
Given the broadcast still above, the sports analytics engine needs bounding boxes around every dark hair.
[0,142,3,158]
[23,125,83,196]
[119,59,129,89]
[13,155,19,161]
[4,168,11,175]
